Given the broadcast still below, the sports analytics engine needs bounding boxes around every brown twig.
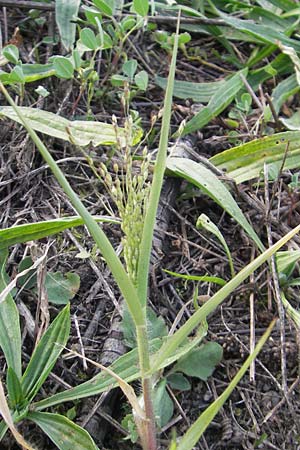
[249,247,256,382]
[264,163,288,395]
[265,92,283,131]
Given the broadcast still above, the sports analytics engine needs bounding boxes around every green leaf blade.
[0,106,141,146]
[133,0,149,16]
[55,0,81,51]
[22,304,70,401]
[27,412,98,450]
[53,56,74,79]
[6,368,24,410]
[210,131,300,184]
[155,76,225,103]
[45,272,80,305]
[174,342,223,381]
[182,69,247,135]
[0,216,118,250]
[0,250,21,378]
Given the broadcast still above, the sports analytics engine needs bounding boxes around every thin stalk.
[136,13,180,307]
[0,83,144,327]
[136,324,157,450]
[135,15,181,447]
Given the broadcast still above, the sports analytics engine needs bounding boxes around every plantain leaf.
[210,131,300,184]
[22,304,70,402]
[181,69,247,135]
[27,412,98,450]
[122,307,168,348]
[167,373,191,391]
[0,250,21,378]
[6,368,24,410]
[217,11,300,52]
[166,157,264,251]
[0,107,142,146]
[55,0,81,51]
[155,76,224,103]
[280,112,300,130]
[0,379,32,450]
[0,215,118,250]
[271,74,299,114]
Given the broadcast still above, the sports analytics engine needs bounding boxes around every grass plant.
[1,3,300,450]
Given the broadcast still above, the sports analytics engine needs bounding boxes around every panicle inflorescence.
[100,117,151,285]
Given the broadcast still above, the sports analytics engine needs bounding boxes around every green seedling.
[154,30,191,54]
[111,58,149,94]
[196,213,235,278]
[228,92,253,122]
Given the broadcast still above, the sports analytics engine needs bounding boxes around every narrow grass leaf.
[281,291,300,328]
[279,44,300,85]
[149,225,300,374]
[0,421,8,441]
[167,157,264,251]
[55,0,80,51]
[0,250,21,378]
[155,76,224,103]
[216,12,300,52]
[248,54,292,91]
[0,216,118,250]
[181,69,247,135]
[276,250,300,275]
[137,14,179,306]
[197,214,235,277]
[210,131,300,184]
[0,379,33,450]
[27,412,98,450]
[175,320,275,450]
[22,304,70,401]
[0,107,141,146]
[262,0,296,11]
[164,269,226,286]
[271,74,299,114]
